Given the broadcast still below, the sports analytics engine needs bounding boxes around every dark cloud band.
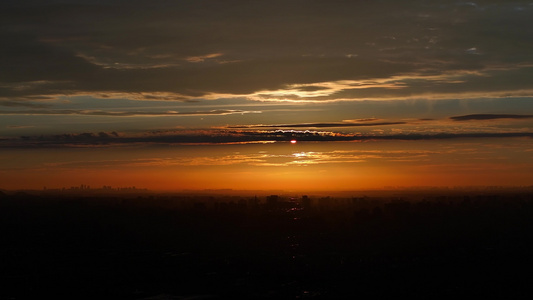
[450,114,533,121]
[227,121,406,129]
[3,130,532,148]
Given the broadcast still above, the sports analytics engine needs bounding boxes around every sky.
[1,0,533,191]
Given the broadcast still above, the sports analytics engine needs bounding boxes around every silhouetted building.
[266,195,280,209]
[302,195,311,208]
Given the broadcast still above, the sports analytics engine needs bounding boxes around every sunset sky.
[1,0,533,191]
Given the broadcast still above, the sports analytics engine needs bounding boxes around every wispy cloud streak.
[0,109,261,116]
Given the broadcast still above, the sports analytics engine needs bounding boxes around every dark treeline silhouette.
[1,190,533,298]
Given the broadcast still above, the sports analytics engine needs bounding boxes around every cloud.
[450,114,533,121]
[247,67,533,102]
[0,100,51,108]
[0,109,261,116]
[2,1,533,103]
[186,53,223,63]
[6,125,34,129]
[343,118,381,123]
[227,121,406,129]
[32,148,439,169]
[2,129,532,148]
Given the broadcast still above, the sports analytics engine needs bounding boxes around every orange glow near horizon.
[1,138,533,192]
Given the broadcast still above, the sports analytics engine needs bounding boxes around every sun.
[290,140,297,144]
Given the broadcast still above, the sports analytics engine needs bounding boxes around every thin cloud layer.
[44,149,439,169]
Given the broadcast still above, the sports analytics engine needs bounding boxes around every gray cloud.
[227,121,406,129]
[3,129,532,148]
[2,1,533,103]
[450,114,533,121]
[7,125,34,129]
[0,100,51,108]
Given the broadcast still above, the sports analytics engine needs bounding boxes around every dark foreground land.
[1,189,533,299]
